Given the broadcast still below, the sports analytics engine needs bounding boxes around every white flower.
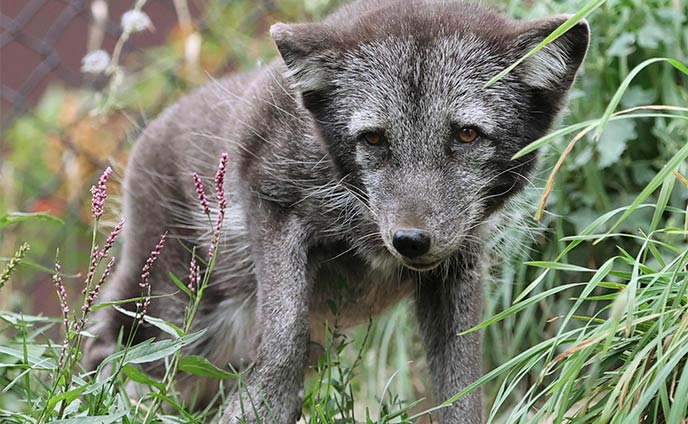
[81,50,110,74]
[121,9,153,33]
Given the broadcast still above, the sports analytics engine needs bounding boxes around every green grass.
[1,0,688,422]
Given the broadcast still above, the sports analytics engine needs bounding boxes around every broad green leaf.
[46,384,88,411]
[596,120,635,168]
[123,364,166,392]
[91,293,173,311]
[51,413,126,424]
[0,346,56,369]
[178,355,238,379]
[124,331,205,365]
[112,306,184,338]
[607,32,636,57]
[170,271,193,297]
[0,212,64,229]
[0,311,61,326]
[101,330,205,366]
[637,21,667,49]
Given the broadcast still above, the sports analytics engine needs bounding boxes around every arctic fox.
[85,1,589,422]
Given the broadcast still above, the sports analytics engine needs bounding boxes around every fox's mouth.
[381,239,444,272]
[401,259,443,272]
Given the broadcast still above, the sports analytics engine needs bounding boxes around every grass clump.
[460,193,688,423]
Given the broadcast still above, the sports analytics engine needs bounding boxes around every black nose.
[392,228,431,259]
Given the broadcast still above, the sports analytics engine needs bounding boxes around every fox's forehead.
[340,34,515,136]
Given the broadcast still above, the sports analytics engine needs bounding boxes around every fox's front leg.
[416,254,484,424]
[221,217,311,424]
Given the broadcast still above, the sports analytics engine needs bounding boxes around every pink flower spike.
[53,257,70,368]
[83,246,101,294]
[138,232,167,288]
[208,153,229,258]
[52,260,70,330]
[82,256,115,314]
[137,288,152,325]
[136,232,167,324]
[215,153,229,210]
[208,211,225,259]
[101,219,124,258]
[192,172,211,216]
[188,255,200,293]
[90,166,112,219]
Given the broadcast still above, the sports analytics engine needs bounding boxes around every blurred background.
[0,0,351,315]
[1,0,687,419]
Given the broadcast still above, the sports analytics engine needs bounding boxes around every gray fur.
[84,1,589,422]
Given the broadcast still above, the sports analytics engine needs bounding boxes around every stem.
[37,221,100,423]
[100,0,149,113]
[141,245,219,423]
[96,305,145,411]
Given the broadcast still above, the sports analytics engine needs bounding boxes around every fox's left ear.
[516,15,590,91]
[270,22,337,94]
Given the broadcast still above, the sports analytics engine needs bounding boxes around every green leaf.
[524,261,595,272]
[512,112,686,160]
[607,32,636,57]
[112,306,184,338]
[626,342,688,422]
[667,348,688,424]
[596,120,635,168]
[0,311,61,326]
[50,413,126,424]
[143,316,185,338]
[125,332,205,365]
[0,212,64,229]
[170,272,193,297]
[593,57,688,141]
[91,293,174,311]
[598,139,688,240]
[123,364,166,392]
[461,283,584,334]
[637,21,666,49]
[0,346,56,369]
[650,176,675,233]
[102,330,205,366]
[0,256,81,278]
[619,86,657,108]
[178,355,238,379]
[46,385,88,411]
[146,391,197,421]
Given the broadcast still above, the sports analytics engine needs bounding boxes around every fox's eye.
[362,132,385,146]
[456,127,479,143]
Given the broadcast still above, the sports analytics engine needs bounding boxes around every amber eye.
[457,127,479,143]
[363,132,384,146]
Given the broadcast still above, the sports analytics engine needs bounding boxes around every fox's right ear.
[270,22,337,94]
[516,16,590,92]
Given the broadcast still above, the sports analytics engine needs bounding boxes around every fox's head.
[272,0,589,271]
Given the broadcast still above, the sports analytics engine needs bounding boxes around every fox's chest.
[308,247,415,343]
